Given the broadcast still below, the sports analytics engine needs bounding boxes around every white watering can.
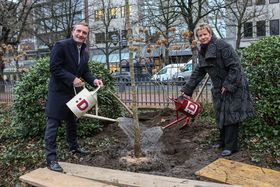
[66,86,133,122]
[66,86,163,144]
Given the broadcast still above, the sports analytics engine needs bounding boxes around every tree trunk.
[0,60,4,92]
[191,47,198,71]
[235,25,242,50]
[125,0,142,158]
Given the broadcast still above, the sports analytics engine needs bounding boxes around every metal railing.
[116,79,212,108]
[0,80,212,107]
[0,82,15,103]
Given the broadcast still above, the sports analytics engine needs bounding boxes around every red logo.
[76,98,89,111]
[184,101,198,115]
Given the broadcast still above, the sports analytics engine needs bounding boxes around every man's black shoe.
[70,147,90,156]
[47,161,63,172]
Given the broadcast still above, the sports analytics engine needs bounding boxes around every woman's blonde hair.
[194,23,213,38]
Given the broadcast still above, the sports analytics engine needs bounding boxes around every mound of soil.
[67,108,277,181]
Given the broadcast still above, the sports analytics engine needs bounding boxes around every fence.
[0,82,14,103]
[0,80,212,107]
[116,80,212,108]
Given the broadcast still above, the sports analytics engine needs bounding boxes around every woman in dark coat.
[181,23,254,156]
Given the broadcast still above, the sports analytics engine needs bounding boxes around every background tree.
[139,0,182,66]
[217,0,269,49]
[30,0,86,50]
[89,0,126,70]
[0,0,37,82]
[174,0,224,67]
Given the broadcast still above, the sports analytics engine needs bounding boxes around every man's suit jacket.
[46,38,96,120]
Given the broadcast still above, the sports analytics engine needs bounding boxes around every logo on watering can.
[66,88,97,118]
[184,100,198,116]
[76,98,89,111]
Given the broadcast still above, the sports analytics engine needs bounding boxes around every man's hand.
[73,77,84,87]
[94,79,103,87]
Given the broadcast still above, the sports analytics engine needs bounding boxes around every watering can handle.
[73,84,85,95]
[73,84,101,95]
[90,85,101,95]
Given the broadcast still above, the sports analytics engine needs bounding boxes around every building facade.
[18,0,280,74]
[225,0,280,48]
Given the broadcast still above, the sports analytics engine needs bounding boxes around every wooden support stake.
[195,74,210,102]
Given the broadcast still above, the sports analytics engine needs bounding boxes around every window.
[95,33,105,44]
[108,30,128,46]
[94,9,104,21]
[121,30,127,38]
[256,21,266,36]
[269,0,279,3]
[270,20,279,35]
[256,0,265,5]
[108,31,118,42]
[182,64,192,72]
[109,7,118,19]
[158,67,167,75]
[244,22,253,37]
[120,6,132,18]
[121,6,125,18]
[246,0,252,6]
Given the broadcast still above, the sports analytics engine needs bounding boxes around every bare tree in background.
[207,9,226,39]
[222,0,269,49]
[174,0,224,67]
[30,0,85,50]
[140,0,182,66]
[0,0,37,83]
[89,0,126,70]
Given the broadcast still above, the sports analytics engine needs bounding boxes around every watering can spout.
[83,113,117,122]
[67,86,134,124]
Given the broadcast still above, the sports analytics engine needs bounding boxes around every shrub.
[198,102,216,125]
[241,36,280,163]
[11,58,122,138]
[0,104,45,186]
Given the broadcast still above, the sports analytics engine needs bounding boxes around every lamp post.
[111,30,127,73]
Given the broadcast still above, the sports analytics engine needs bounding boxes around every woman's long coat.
[181,37,254,128]
[46,38,96,120]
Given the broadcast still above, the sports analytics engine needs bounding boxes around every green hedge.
[241,36,280,163]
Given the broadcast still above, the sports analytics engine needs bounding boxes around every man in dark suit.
[44,22,103,172]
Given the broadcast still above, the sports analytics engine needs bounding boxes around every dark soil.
[66,108,278,181]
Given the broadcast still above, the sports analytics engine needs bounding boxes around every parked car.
[111,71,131,83]
[111,71,152,83]
[172,60,213,86]
[172,60,193,85]
[151,63,187,83]
[135,73,152,82]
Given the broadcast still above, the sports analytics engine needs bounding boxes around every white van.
[173,60,193,81]
[151,63,186,82]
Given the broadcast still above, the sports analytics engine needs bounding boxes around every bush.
[198,102,216,125]
[11,58,122,138]
[241,36,280,163]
